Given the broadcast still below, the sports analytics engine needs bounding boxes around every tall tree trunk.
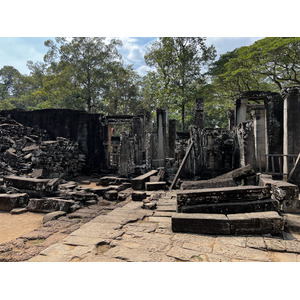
[181,102,185,131]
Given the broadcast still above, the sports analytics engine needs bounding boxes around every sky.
[0,36,262,77]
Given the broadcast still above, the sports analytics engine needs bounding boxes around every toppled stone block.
[214,164,256,182]
[4,175,59,194]
[103,190,118,201]
[179,199,279,214]
[27,198,75,213]
[132,191,147,201]
[43,211,66,224]
[177,185,271,209]
[181,178,237,190]
[227,211,284,235]
[131,170,158,190]
[259,175,299,201]
[145,181,166,191]
[0,193,29,211]
[172,211,283,235]
[98,176,130,186]
[281,199,300,213]
[172,213,231,235]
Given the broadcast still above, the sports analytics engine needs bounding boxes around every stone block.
[259,175,299,201]
[171,213,231,235]
[131,170,158,190]
[179,199,279,214]
[282,199,300,213]
[27,198,75,213]
[43,211,66,224]
[132,192,147,201]
[214,164,256,181]
[181,178,237,190]
[177,185,271,209]
[145,182,166,191]
[0,193,29,211]
[227,211,284,235]
[103,190,118,201]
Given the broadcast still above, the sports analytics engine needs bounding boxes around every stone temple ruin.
[1,86,300,261]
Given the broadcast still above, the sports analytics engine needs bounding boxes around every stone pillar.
[119,132,135,177]
[264,93,283,174]
[227,109,234,130]
[194,97,205,129]
[168,119,176,158]
[282,87,300,180]
[156,108,166,166]
[236,120,256,170]
[132,116,143,164]
[251,108,266,170]
[235,98,248,125]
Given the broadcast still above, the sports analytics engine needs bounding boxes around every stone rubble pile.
[0,116,85,178]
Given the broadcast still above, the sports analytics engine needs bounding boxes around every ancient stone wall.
[0,109,106,173]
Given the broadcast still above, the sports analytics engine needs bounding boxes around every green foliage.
[143,37,216,130]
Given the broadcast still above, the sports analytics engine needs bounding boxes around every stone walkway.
[28,191,300,262]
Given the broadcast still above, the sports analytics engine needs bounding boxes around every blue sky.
[0,37,262,76]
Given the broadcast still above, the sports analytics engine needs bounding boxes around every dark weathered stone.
[181,178,237,190]
[172,211,283,235]
[228,211,284,235]
[0,193,28,211]
[259,175,299,201]
[145,182,166,191]
[27,198,75,213]
[103,190,118,201]
[131,170,158,190]
[132,192,147,201]
[214,164,256,181]
[172,213,231,235]
[179,199,279,214]
[177,185,271,208]
[4,175,59,193]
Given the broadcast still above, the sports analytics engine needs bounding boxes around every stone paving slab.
[25,190,300,262]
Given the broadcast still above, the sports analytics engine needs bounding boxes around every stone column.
[235,98,248,125]
[251,108,266,170]
[227,109,234,130]
[264,93,283,175]
[194,97,205,129]
[282,87,300,180]
[168,119,176,158]
[236,120,256,170]
[156,108,166,166]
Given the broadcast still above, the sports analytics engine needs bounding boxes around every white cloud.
[136,65,154,76]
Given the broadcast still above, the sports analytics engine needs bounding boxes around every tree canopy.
[2,37,300,129]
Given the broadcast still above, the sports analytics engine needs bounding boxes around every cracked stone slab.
[205,253,231,262]
[182,241,213,253]
[215,236,247,248]
[166,246,200,261]
[38,243,95,261]
[246,236,266,250]
[62,235,111,246]
[213,241,271,261]
[264,238,287,252]
[270,252,298,262]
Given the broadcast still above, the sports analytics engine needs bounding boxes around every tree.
[101,62,141,115]
[44,37,122,113]
[144,37,216,130]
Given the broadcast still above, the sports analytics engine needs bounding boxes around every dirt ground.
[0,211,44,244]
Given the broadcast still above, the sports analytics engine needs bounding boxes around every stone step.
[0,193,29,211]
[171,211,284,235]
[181,178,237,190]
[179,199,279,214]
[177,185,271,210]
[131,170,158,190]
[145,182,166,191]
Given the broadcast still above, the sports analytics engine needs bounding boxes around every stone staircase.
[172,185,284,235]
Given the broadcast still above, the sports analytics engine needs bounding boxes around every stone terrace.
[26,191,300,262]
